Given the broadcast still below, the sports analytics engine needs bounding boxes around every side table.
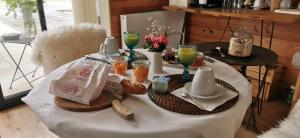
[0,35,36,89]
[196,42,278,132]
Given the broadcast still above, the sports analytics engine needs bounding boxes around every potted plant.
[4,0,37,37]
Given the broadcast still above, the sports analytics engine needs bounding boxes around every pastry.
[121,79,146,95]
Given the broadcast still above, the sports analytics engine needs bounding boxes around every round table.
[196,42,277,67]
[22,49,252,138]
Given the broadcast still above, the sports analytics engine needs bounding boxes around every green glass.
[178,45,197,82]
[123,32,140,62]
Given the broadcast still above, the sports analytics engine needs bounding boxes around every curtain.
[72,0,97,24]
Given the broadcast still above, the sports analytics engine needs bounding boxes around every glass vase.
[21,7,37,38]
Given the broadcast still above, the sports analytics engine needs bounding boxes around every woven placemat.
[147,74,239,115]
[122,50,148,69]
[122,50,148,60]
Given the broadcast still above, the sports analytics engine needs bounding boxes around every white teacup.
[190,66,216,97]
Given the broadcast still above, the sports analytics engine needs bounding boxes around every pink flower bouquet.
[144,17,170,53]
[144,17,182,52]
[144,33,168,52]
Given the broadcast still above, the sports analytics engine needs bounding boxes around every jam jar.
[162,48,176,61]
[228,29,253,57]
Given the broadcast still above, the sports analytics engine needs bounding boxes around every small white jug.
[99,37,119,55]
[191,66,216,96]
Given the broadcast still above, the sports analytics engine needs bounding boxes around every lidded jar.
[228,28,253,57]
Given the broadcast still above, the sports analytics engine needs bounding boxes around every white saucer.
[184,82,226,99]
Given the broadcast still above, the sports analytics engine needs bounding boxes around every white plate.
[184,82,226,99]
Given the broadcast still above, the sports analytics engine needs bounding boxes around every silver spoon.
[216,47,225,57]
[180,92,204,110]
[180,92,189,98]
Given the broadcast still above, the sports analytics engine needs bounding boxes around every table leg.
[246,103,259,133]
[240,66,247,77]
[9,44,28,89]
[180,12,189,45]
[32,67,38,77]
[245,20,265,132]
[26,43,38,78]
[0,85,4,101]
[256,22,275,113]
[257,65,269,114]
[260,20,264,47]
[219,16,231,42]
[1,43,33,89]
[268,22,275,50]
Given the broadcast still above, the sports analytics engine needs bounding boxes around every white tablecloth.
[22,49,252,138]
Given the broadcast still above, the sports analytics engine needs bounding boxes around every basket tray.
[147,74,239,115]
[122,49,148,60]
[121,50,148,69]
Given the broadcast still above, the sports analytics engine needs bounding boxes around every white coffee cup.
[190,66,216,96]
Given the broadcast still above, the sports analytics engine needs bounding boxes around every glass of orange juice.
[132,60,150,83]
[111,56,128,76]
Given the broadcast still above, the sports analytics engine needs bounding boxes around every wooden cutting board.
[55,91,124,112]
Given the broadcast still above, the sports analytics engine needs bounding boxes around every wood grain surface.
[0,105,58,138]
[163,6,300,23]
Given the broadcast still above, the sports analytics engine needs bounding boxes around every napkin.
[172,85,238,111]
[50,59,111,105]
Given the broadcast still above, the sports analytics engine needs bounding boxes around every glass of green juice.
[123,32,140,62]
[178,45,197,82]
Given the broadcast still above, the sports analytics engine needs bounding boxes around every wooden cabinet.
[163,6,300,23]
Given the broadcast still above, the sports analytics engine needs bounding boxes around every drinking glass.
[132,60,150,83]
[123,32,140,62]
[178,45,197,82]
[111,56,128,76]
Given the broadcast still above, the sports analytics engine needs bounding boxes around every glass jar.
[228,29,253,57]
[280,0,292,9]
[111,56,128,76]
[162,48,176,61]
[132,60,150,83]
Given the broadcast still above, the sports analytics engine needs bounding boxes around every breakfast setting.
[38,17,241,118]
[4,0,300,137]
[21,17,252,138]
